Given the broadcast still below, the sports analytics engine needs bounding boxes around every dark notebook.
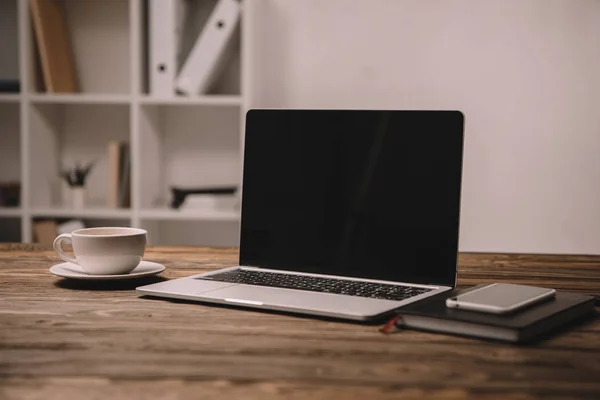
[394,285,595,343]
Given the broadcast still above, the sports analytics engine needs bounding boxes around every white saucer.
[50,261,166,281]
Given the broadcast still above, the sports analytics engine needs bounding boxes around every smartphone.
[446,283,556,314]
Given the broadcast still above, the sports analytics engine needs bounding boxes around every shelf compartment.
[141,0,241,96]
[29,103,130,209]
[0,0,19,96]
[0,103,21,209]
[139,104,241,210]
[0,217,21,243]
[28,0,131,94]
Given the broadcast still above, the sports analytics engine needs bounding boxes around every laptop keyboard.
[199,269,433,301]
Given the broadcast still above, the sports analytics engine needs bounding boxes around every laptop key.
[200,269,432,302]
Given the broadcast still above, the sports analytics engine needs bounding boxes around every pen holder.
[70,186,85,209]
[60,161,94,209]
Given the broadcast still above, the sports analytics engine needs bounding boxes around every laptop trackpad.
[200,284,397,317]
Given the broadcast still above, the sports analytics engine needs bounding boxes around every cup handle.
[53,233,78,265]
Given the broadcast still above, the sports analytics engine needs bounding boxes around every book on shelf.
[33,220,58,246]
[175,0,241,95]
[107,140,130,208]
[29,0,79,93]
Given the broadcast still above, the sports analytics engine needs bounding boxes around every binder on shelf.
[149,0,187,96]
[175,0,241,95]
[107,141,130,208]
[29,0,79,93]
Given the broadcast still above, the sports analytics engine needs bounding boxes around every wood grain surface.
[1,244,599,400]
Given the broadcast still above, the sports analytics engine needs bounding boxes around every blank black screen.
[240,110,464,287]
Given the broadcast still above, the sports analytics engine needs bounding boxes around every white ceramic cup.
[53,227,147,275]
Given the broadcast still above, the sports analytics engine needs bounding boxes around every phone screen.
[455,284,554,308]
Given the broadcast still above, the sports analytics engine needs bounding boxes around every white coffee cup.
[53,227,147,275]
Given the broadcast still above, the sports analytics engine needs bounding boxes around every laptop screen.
[240,110,464,287]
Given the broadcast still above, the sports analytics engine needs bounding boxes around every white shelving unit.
[0,0,248,246]
[30,207,133,219]
[0,94,20,103]
[0,208,22,218]
[139,95,243,106]
[29,93,132,105]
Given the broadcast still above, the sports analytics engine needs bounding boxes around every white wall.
[247,0,600,255]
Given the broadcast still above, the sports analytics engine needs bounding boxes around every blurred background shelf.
[139,207,240,221]
[28,93,131,105]
[30,208,132,219]
[139,95,242,107]
[0,208,22,217]
[0,0,245,245]
[0,94,20,103]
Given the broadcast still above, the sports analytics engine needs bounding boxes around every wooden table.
[1,244,599,400]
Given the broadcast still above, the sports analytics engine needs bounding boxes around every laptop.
[137,109,465,321]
